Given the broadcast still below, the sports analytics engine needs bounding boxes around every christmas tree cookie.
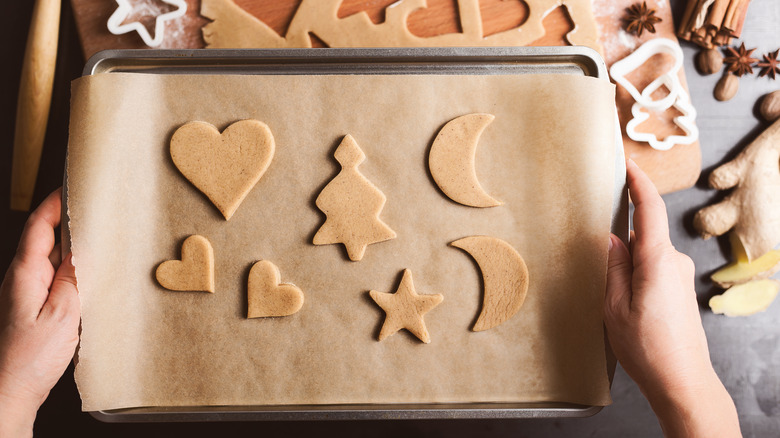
[313,135,396,261]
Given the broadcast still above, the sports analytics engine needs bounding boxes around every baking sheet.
[68,72,616,411]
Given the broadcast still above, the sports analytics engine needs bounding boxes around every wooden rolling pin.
[10,0,61,211]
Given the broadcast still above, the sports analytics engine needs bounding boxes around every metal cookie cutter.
[107,0,187,48]
[625,74,698,151]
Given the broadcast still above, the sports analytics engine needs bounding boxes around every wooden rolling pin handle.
[10,0,61,211]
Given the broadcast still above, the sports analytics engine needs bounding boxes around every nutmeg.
[696,47,724,75]
[714,73,739,102]
[759,90,780,123]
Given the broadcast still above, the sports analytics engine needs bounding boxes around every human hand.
[604,160,740,437]
[0,189,79,437]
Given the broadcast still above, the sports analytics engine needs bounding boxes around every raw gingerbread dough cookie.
[429,113,502,208]
[313,134,396,261]
[369,269,443,344]
[156,235,215,293]
[451,236,529,331]
[170,119,275,221]
[247,260,304,318]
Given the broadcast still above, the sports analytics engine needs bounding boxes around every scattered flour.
[591,0,650,63]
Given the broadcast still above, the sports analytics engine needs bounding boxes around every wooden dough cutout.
[369,269,443,344]
[156,235,215,293]
[170,119,275,221]
[313,135,396,261]
[451,236,529,331]
[247,260,304,318]
[429,113,502,208]
[201,0,602,54]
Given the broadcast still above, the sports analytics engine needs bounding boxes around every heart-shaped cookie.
[156,235,215,293]
[170,120,275,220]
[247,260,304,318]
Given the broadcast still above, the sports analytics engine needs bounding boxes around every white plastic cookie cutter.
[610,38,684,111]
[107,0,187,47]
[625,74,699,151]
[610,38,699,151]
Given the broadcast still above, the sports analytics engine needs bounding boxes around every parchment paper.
[68,72,616,411]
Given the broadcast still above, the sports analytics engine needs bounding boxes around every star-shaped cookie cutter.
[107,0,187,47]
[625,74,699,151]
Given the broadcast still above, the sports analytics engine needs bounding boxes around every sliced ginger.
[709,279,780,317]
[711,232,780,288]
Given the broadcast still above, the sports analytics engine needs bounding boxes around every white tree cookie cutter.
[625,74,699,151]
[107,0,187,47]
[609,38,684,111]
[610,38,699,151]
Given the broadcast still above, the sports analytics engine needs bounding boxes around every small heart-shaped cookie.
[156,235,215,293]
[247,260,304,318]
[171,120,275,220]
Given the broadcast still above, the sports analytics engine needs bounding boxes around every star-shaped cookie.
[369,269,443,344]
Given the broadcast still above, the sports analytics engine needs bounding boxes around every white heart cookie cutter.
[625,74,699,151]
[610,38,684,111]
[107,0,187,48]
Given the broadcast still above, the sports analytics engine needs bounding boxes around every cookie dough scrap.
[369,269,443,344]
[247,260,304,318]
[156,235,215,293]
[429,113,502,208]
[201,0,602,54]
[170,119,275,221]
[313,135,396,261]
[451,236,529,332]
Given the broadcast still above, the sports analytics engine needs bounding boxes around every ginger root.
[694,119,780,262]
[711,232,780,288]
[709,279,780,317]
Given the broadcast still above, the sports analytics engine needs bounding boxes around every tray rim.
[83,46,609,78]
[68,46,627,422]
[90,401,603,422]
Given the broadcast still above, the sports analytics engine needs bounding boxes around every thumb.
[40,253,80,323]
[605,234,633,322]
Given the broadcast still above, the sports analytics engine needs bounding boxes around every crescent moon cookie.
[428,113,503,208]
[369,269,444,344]
[156,235,215,293]
[170,120,275,221]
[451,236,529,331]
[313,135,397,261]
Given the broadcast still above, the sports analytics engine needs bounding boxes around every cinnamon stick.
[722,0,741,29]
[693,0,715,29]
[677,0,752,48]
[678,0,704,39]
[727,0,750,37]
[705,0,730,29]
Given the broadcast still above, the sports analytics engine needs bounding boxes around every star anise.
[723,43,758,77]
[624,2,662,37]
[758,49,780,80]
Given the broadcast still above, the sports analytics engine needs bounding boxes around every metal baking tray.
[72,47,628,422]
